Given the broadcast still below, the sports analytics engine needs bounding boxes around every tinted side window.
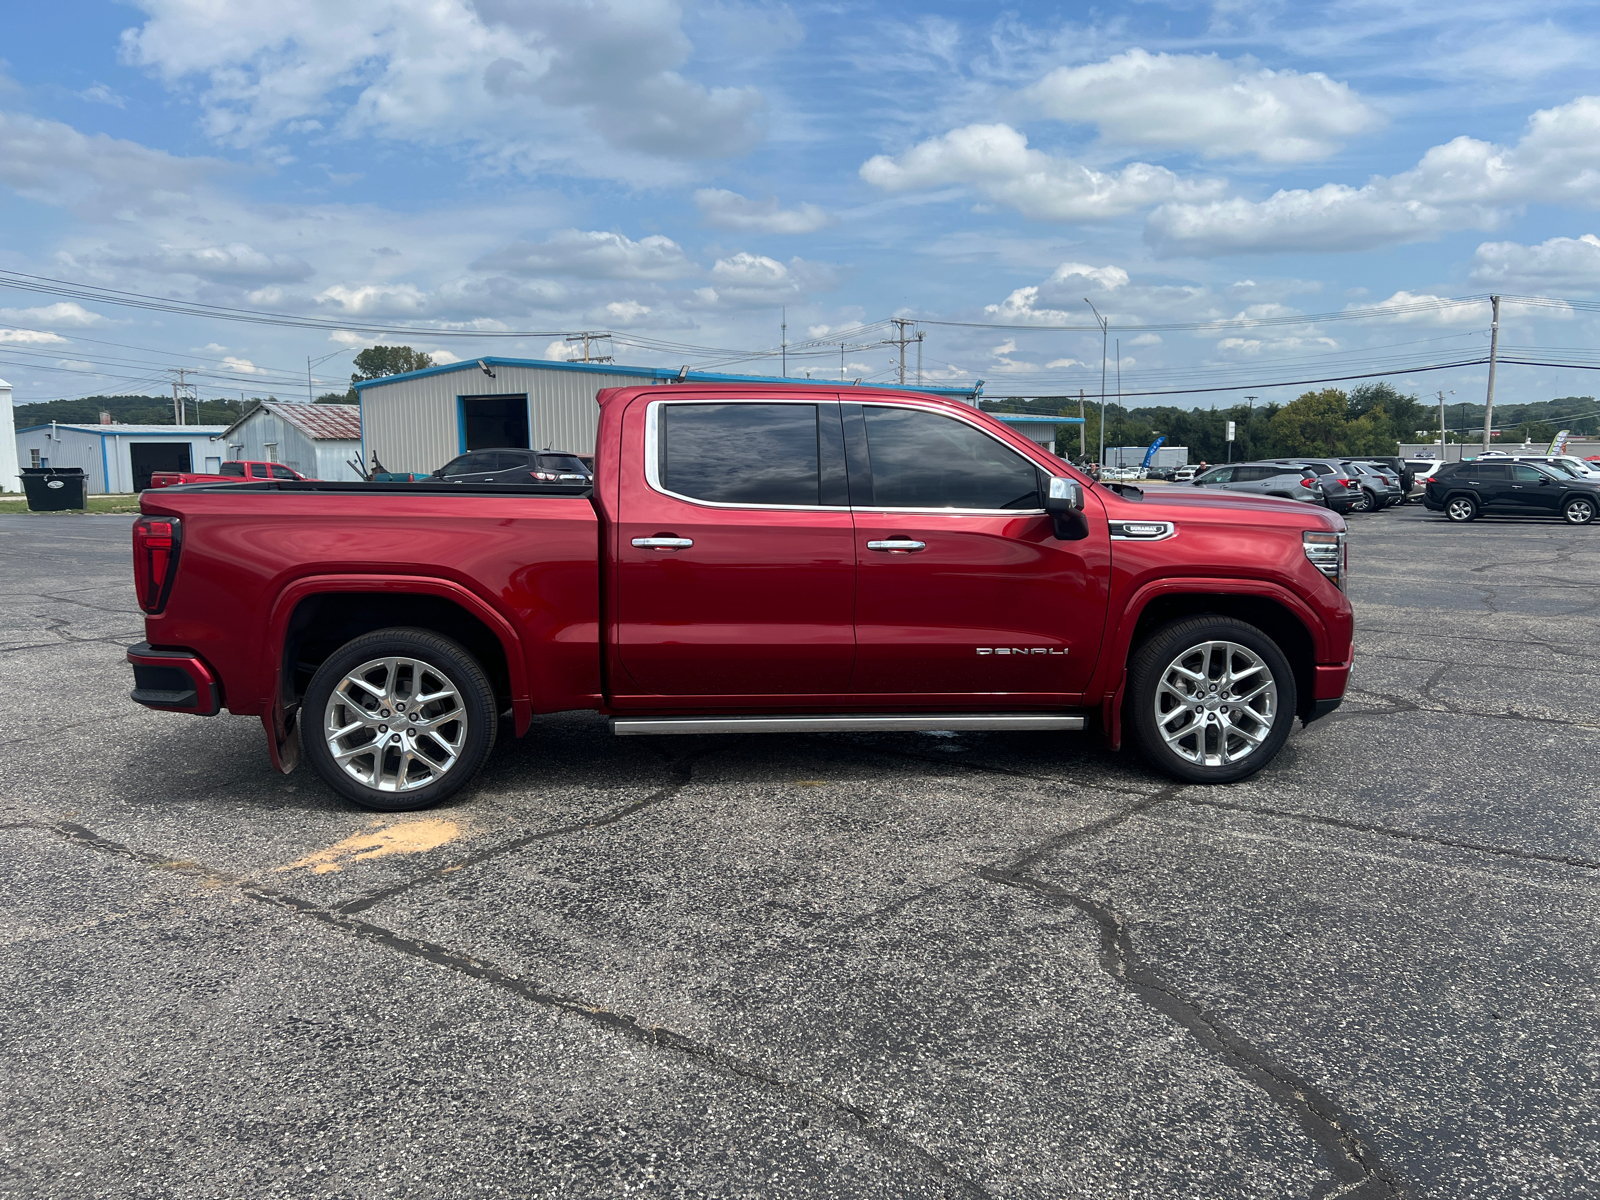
[269,465,298,480]
[662,403,820,506]
[861,406,1039,509]
[1512,464,1545,481]
[1472,464,1508,480]
[1234,466,1271,482]
[218,462,246,477]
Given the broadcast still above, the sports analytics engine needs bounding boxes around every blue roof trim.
[990,414,1088,424]
[353,356,977,399]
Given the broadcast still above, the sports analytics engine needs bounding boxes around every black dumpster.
[19,467,88,511]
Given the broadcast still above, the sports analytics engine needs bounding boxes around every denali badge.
[977,647,1067,655]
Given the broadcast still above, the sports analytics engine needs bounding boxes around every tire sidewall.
[1128,616,1298,785]
[302,627,497,812]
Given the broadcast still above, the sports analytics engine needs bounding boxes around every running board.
[610,713,1086,736]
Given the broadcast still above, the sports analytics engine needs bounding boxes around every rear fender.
[261,574,532,774]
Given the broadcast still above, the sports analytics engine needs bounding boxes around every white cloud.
[860,123,1225,222]
[106,242,315,283]
[0,329,70,345]
[1045,357,1084,369]
[1470,234,1600,290]
[120,0,766,171]
[603,299,652,322]
[1148,95,1600,256]
[1029,50,1381,163]
[1128,333,1162,347]
[693,188,831,234]
[484,230,696,280]
[79,83,127,108]
[0,302,106,328]
[221,355,263,373]
[1358,291,1487,325]
[703,252,837,302]
[315,283,429,315]
[0,109,221,219]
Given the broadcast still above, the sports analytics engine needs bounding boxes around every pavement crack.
[33,816,995,1200]
[337,744,725,916]
[975,866,1410,1200]
[1182,796,1600,871]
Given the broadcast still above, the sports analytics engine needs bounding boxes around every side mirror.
[1044,475,1084,514]
[1044,476,1087,540]
[1540,476,1551,485]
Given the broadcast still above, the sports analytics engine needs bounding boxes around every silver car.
[1342,460,1403,511]
[1189,462,1325,504]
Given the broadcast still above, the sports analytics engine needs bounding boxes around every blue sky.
[4,0,1600,414]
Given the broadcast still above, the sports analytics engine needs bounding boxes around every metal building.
[14,422,228,493]
[354,357,981,477]
[219,402,363,480]
[0,378,19,493]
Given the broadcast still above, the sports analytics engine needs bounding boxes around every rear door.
[1464,462,1512,509]
[845,401,1109,699]
[613,397,856,697]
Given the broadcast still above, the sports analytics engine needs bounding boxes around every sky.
[4,0,1600,420]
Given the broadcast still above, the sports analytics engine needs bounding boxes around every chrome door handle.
[867,539,926,552]
[632,537,694,549]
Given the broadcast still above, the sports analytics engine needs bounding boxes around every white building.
[0,378,18,493]
[14,422,228,493]
[355,357,981,477]
[219,402,363,481]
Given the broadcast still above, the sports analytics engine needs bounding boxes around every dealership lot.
[2,507,1597,1199]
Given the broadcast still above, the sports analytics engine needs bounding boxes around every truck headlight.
[1302,530,1346,588]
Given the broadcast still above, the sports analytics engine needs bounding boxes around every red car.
[148,461,308,488]
[127,385,1352,810]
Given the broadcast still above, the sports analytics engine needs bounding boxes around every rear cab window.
[658,402,828,507]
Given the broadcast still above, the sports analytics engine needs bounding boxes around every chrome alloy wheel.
[323,656,468,793]
[1446,497,1476,522]
[1564,497,1595,524]
[1153,640,1278,768]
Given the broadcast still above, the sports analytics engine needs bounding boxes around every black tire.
[1445,494,1478,523]
[302,627,497,811]
[1562,496,1596,525]
[1128,616,1298,785]
[1352,488,1377,513]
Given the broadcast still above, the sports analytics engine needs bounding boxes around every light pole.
[1084,298,1107,469]
[307,348,353,404]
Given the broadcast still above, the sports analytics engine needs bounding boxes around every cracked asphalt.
[1,506,1597,1199]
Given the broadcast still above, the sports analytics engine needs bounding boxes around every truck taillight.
[132,516,182,613]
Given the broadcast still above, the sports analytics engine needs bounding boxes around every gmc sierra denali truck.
[127,384,1352,811]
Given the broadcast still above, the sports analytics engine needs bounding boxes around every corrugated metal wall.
[363,365,644,475]
[15,429,106,491]
[223,408,363,480]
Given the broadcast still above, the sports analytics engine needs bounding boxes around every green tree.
[351,346,434,386]
[1270,388,1349,456]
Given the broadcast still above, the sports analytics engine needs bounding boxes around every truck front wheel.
[1128,616,1297,784]
[303,627,497,811]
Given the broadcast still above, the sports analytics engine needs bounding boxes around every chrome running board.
[610,713,1086,736]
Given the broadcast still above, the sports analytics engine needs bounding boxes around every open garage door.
[129,443,191,492]
[461,395,530,451]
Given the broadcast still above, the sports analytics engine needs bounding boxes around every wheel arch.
[262,575,532,774]
[1099,580,1329,749]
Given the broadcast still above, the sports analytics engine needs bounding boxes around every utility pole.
[170,368,195,425]
[1436,389,1454,460]
[1482,294,1501,452]
[915,331,924,386]
[1244,395,1257,459]
[1085,299,1108,468]
[781,307,787,377]
[1114,338,1122,464]
[1078,389,1086,459]
[565,332,613,363]
[890,318,917,386]
[840,343,845,382]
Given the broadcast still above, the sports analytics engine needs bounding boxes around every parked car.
[149,461,309,488]
[1173,465,1199,482]
[1501,454,1600,481]
[1345,455,1414,495]
[1342,461,1403,510]
[1189,463,1325,505]
[428,448,595,486]
[1265,459,1361,514]
[1423,460,1600,524]
[127,384,1353,808]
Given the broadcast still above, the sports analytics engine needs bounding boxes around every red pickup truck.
[128,385,1352,811]
[149,461,309,488]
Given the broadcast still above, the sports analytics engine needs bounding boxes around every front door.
[844,402,1110,701]
[614,398,856,697]
[1507,463,1562,514]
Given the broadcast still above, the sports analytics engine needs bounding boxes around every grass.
[0,494,144,515]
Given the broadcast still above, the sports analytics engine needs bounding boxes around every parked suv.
[1342,461,1403,511]
[1345,455,1414,496]
[1424,460,1600,524]
[1190,463,1325,505]
[1265,459,1360,515]
[429,448,594,486]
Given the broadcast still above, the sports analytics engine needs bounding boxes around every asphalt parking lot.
[2,504,1597,1200]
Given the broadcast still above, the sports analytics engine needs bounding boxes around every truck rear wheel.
[1128,616,1297,785]
[303,627,497,811]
